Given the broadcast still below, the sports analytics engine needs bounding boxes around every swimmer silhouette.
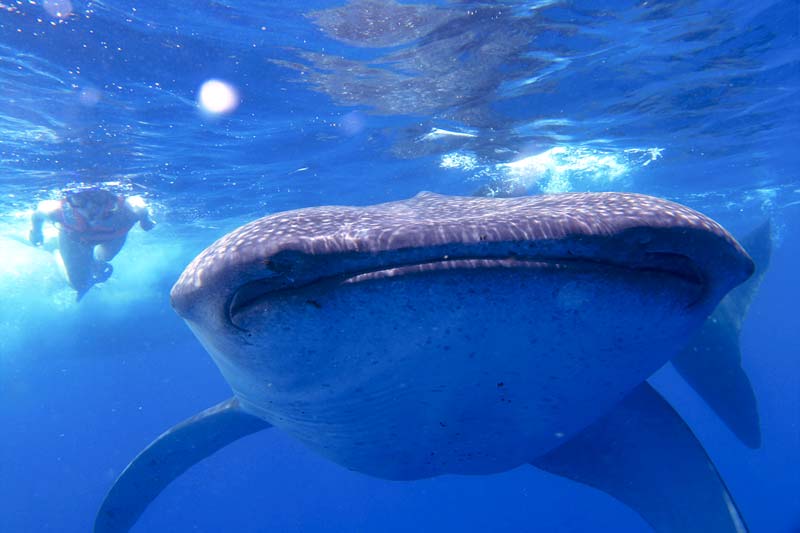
[29,188,155,300]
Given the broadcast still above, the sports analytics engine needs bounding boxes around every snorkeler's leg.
[95,235,127,261]
[58,232,94,296]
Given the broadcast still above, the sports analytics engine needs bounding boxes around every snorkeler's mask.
[67,189,120,222]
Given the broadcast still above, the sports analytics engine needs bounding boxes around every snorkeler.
[29,188,156,300]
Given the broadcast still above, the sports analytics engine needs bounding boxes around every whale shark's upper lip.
[170,192,753,324]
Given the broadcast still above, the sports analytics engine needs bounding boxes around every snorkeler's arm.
[29,199,61,245]
[125,196,156,231]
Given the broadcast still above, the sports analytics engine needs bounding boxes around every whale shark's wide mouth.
[226,251,706,328]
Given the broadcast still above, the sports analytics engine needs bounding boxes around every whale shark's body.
[96,192,761,532]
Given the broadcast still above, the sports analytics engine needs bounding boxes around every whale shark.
[96,192,756,532]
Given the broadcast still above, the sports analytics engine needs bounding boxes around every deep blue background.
[1,1,798,532]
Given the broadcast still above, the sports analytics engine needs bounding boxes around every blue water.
[1,1,798,531]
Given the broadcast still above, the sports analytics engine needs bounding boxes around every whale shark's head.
[170,192,753,478]
[172,192,751,332]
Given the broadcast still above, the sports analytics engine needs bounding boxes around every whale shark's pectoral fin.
[671,220,771,449]
[671,317,761,448]
[95,397,270,533]
[531,382,748,533]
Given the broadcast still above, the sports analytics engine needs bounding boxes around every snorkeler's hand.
[29,227,44,246]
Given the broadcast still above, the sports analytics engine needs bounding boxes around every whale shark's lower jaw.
[213,262,713,480]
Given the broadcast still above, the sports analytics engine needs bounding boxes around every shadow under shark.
[96,192,762,532]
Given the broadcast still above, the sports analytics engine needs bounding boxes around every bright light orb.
[197,79,239,115]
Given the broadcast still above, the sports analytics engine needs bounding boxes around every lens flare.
[197,79,239,115]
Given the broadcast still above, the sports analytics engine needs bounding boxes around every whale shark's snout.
[171,192,752,329]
